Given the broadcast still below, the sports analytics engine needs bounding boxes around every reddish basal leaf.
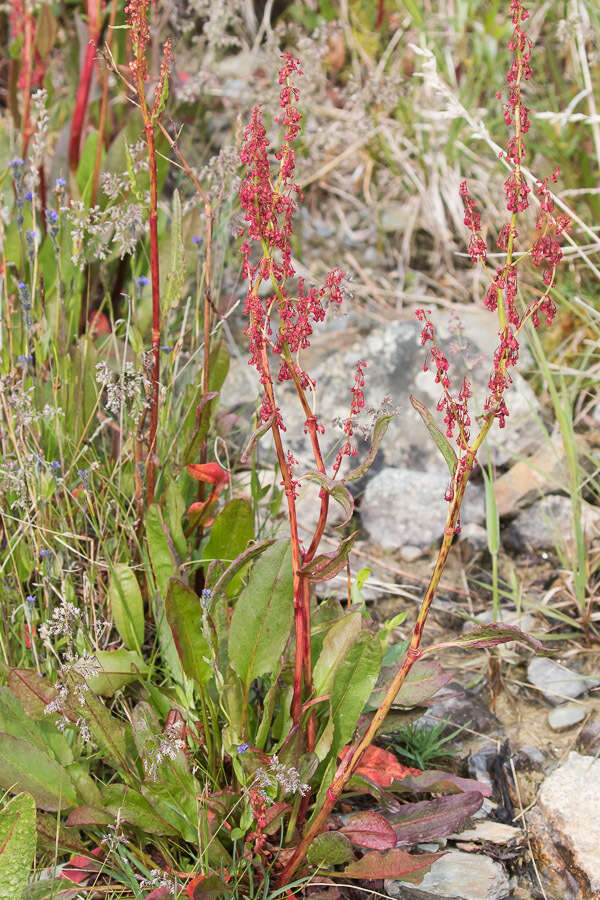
[339,745,421,787]
[60,846,103,884]
[340,811,397,850]
[341,848,444,880]
[389,770,493,798]
[390,791,484,845]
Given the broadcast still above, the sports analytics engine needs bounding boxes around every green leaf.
[165,579,213,686]
[313,611,361,698]
[299,531,359,582]
[85,649,148,697]
[203,498,254,595]
[344,413,394,482]
[207,538,277,604]
[306,831,353,867]
[409,395,457,476]
[146,503,180,596]
[102,784,178,836]
[165,480,187,558]
[108,564,144,651]
[228,540,294,690]
[0,793,37,899]
[0,734,78,811]
[76,131,103,207]
[63,673,129,767]
[331,632,383,757]
[300,472,354,526]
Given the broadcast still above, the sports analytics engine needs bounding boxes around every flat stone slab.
[384,850,510,899]
[527,657,596,705]
[548,702,586,732]
[537,752,600,894]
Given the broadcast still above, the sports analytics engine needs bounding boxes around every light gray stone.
[527,657,596,705]
[361,467,484,553]
[384,850,510,899]
[548,703,586,732]
[537,752,600,893]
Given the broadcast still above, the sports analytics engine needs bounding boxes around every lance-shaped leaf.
[313,612,361,698]
[341,848,444,880]
[330,632,383,757]
[146,503,180,596]
[410,395,457,475]
[163,189,184,317]
[0,792,37,898]
[343,413,395,482]
[0,734,78,810]
[307,831,354,867]
[228,540,294,689]
[203,498,254,595]
[340,811,397,851]
[300,472,354,527]
[390,792,484,846]
[240,414,275,463]
[165,579,213,686]
[424,623,548,654]
[86,649,148,697]
[299,531,359,583]
[107,564,144,651]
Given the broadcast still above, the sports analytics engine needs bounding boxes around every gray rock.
[361,467,484,553]
[548,703,586,732]
[527,657,596,705]
[458,522,488,559]
[503,494,573,553]
[537,752,600,893]
[576,717,600,755]
[463,608,536,634]
[384,850,510,899]
[418,682,503,737]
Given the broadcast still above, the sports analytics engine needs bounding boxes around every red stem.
[68,0,103,174]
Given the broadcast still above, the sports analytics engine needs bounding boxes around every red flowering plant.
[254,2,567,886]
[238,52,383,741]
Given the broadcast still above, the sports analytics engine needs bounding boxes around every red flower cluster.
[332,360,367,476]
[416,310,471,450]
[124,0,150,80]
[239,55,347,425]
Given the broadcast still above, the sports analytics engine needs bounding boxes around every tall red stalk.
[68,0,103,174]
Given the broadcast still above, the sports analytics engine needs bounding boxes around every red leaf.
[187,463,229,487]
[342,848,444,879]
[60,847,103,884]
[339,745,421,787]
[340,811,397,850]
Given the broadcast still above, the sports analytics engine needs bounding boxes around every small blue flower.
[46,209,59,224]
[39,549,50,557]
[135,275,150,286]
[192,236,202,245]
[237,743,249,754]
[26,594,36,606]
[55,177,66,189]
[17,354,33,363]
[25,191,33,201]
[161,345,173,353]
[9,158,24,168]
[50,460,60,469]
